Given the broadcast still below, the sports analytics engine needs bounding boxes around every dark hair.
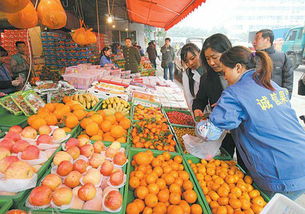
[15,41,25,47]
[220,46,275,91]
[125,37,131,41]
[102,47,111,55]
[165,38,171,42]
[257,29,274,45]
[0,46,8,57]
[200,33,232,76]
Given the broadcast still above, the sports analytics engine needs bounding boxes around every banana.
[78,95,84,104]
[91,99,97,107]
[86,102,91,109]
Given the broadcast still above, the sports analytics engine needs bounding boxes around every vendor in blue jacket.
[100,47,113,67]
[201,46,305,200]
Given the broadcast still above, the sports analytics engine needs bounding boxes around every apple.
[104,190,122,210]
[64,171,82,188]
[78,183,96,201]
[100,160,113,176]
[57,160,73,176]
[36,134,52,145]
[52,187,73,206]
[0,146,11,160]
[21,145,40,160]
[38,125,52,135]
[80,144,94,158]
[79,137,90,147]
[28,185,52,206]
[0,156,19,173]
[41,174,62,190]
[7,209,27,214]
[4,131,21,141]
[66,138,79,149]
[109,141,121,150]
[66,146,80,160]
[9,125,23,134]
[110,171,124,186]
[73,159,88,174]
[11,140,30,153]
[52,128,66,141]
[0,138,14,151]
[89,153,105,168]
[53,151,72,166]
[82,168,101,185]
[93,141,105,153]
[71,186,84,209]
[5,161,35,179]
[113,152,127,166]
[105,148,117,158]
[21,126,37,139]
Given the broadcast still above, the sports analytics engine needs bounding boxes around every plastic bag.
[0,0,29,13]
[0,173,37,193]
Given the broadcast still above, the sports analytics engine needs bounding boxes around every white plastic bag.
[0,174,37,193]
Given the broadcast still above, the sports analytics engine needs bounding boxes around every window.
[298,29,303,39]
[288,30,297,41]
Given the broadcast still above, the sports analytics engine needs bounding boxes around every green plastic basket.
[162,108,195,128]
[0,106,28,131]
[0,199,13,214]
[121,148,209,214]
[183,155,270,214]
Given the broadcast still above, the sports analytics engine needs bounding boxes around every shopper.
[100,47,113,67]
[192,34,239,165]
[180,43,204,110]
[146,41,158,69]
[161,38,175,81]
[11,41,30,79]
[203,46,305,200]
[0,46,22,94]
[253,29,293,97]
[123,38,141,73]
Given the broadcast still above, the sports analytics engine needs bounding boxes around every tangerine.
[126,202,140,214]
[191,204,202,214]
[73,109,87,120]
[90,114,103,124]
[100,120,112,132]
[80,118,94,129]
[148,183,160,194]
[135,186,149,199]
[183,189,197,203]
[65,115,79,128]
[169,192,181,205]
[144,193,158,208]
[134,199,145,212]
[110,125,125,138]
[229,198,241,209]
[158,189,169,202]
[130,176,140,189]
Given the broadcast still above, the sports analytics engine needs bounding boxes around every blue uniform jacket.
[100,55,112,67]
[210,69,305,192]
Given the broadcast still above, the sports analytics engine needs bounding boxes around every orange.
[183,189,197,203]
[168,205,184,214]
[209,191,220,201]
[251,204,263,214]
[104,115,116,124]
[163,152,171,160]
[85,122,99,136]
[174,155,183,164]
[179,171,190,181]
[71,103,84,111]
[183,180,194,190]
[134,171,145,179]
[241,198,251,210]
[156,178,167,190]
[218,197,229,206]
[90,114,103,124]
[169,183,181,194]
[126,202,140,214]
[103,134,115,142]
[28,115,41,126]
[246,184,254,192]
[146,174,157,184]
[153,203,167,214]
[174,177,184,186]
[86,111,95,117]
[45,114,58,126]
[244,176,253,184]
[225,205,234,214]
[144,193,158,208]
[116,137,126,143]
[244,209,255,214]
[151,158,161,167]
[225,175,235,184]
[80,118,94,129]
[120,118,131,129]
[31,118,47,130]
[135,186,149,199]
[134,199,145,212]
[148,183,159,194]
[231,187,242,198]
[179,200,191,213]
[142,207,153,214]
[164,174,175,185]
[190,204,202,214]
[210,201,220,209]
[252,196,266,207]
[100,120,112,132]
[65,115,79,128]
[169,192,181,205]
[249,190,260,199]
[114,112,125,121]
[216,206,227,214]
[73,109,87,120]
[153,166,163,177]
[130,176,140,189]
[110,125,125,138]
[158,189,169,202]
[218,186,230,197]
[44,103,55,112]
[229,198,241,209]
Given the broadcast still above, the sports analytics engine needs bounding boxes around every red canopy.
[126,0,206,30]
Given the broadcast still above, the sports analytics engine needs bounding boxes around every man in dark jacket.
[146,41,158,68]
[161,38,175,80]
[123,38,141,73]
[253,29,294,97]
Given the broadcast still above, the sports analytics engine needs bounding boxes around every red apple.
[105,147,117,158]
[11,140,30,153]
[73,159,88,173]
[0,156,19,173]
[100,160,114,176]
[0,138,14,151]
[28,185,52,206]
[93,141,105,153]
[41,174,62,190]
[52,187,73,206]
[66,146,80,160]
[21,127,37,139]
[9,125,23,134]
[52,128,66,141]
[110,171,124,186]
[80,144,94,158]
[36,134,52,145]
[89,153,104,168]
[78,183,96,201]
[0,146,10,160]
[38,125,51,135]
[113,152,127,166]
[21,145,40,160]
[104,190,122,210]
[66,138,79,149]
[57,160,73,176]
[79,138,90,147]
[64,171,82,188]
[4,131,21,141]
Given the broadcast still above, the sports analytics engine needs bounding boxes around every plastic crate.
[0,106,28,131]
[162,108,195,128]
[0,199,13,214]
[121,148,209,214]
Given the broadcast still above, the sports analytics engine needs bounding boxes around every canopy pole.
[96,0,101,52]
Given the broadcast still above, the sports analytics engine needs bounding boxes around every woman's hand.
[11,79,21,86]
[194,109,204,117]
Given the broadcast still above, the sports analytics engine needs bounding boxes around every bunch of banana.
[70,93,99,109]
[101,97,130,115]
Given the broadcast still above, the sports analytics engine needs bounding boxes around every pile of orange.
[126,151,203,214]
[133,104,165,121]
[79,110,131,142]
[188,159,267,214]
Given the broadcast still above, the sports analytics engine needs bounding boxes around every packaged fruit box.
[163,108,195,128]
[184,156,270,214]
[122,148,209,214]
[132,104,164,121]
[0,96,23,116]
[11,92,35,116]
[19,140,128,213]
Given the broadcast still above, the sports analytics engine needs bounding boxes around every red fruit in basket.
[11,140,30,153]
[42,174,62,190]
[113,152,127,166]
[64,170,82,188]
[89,153,104,168]
[21,145,39,160]
[52,187,73,206]
[57,160,73,176]
[73,159,88,173]
[38,125,52,135]
[104,190,122,210]
[0,156,19,173]
[100,160,114,176]
[110,170,124,186]
[21,127,37,139]
[80,144,94,158]
[66,138,79,149]
[9,125,23,134]
[78,183,96,201]
[93,140,105,153]
[0,146,10,160]
[0,138,14,151]
[5,131,21,141]
[66,146,80,160]
[28,185,52,206]
[7,209,27,214]
[37,134,52,145]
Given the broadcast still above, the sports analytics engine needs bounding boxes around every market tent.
[126,0,206,30]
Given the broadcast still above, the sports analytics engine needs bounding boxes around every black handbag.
[298,73,305,96]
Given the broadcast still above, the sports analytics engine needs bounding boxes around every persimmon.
[90,114,103,124]
[65,115,78,128]
[73,109,87,120]
[100,120,112,132]
[31,117,47,130]
[110,125,125,138]
[85,122,99,136]
[119,118,131,129]
[80,118,93,129]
